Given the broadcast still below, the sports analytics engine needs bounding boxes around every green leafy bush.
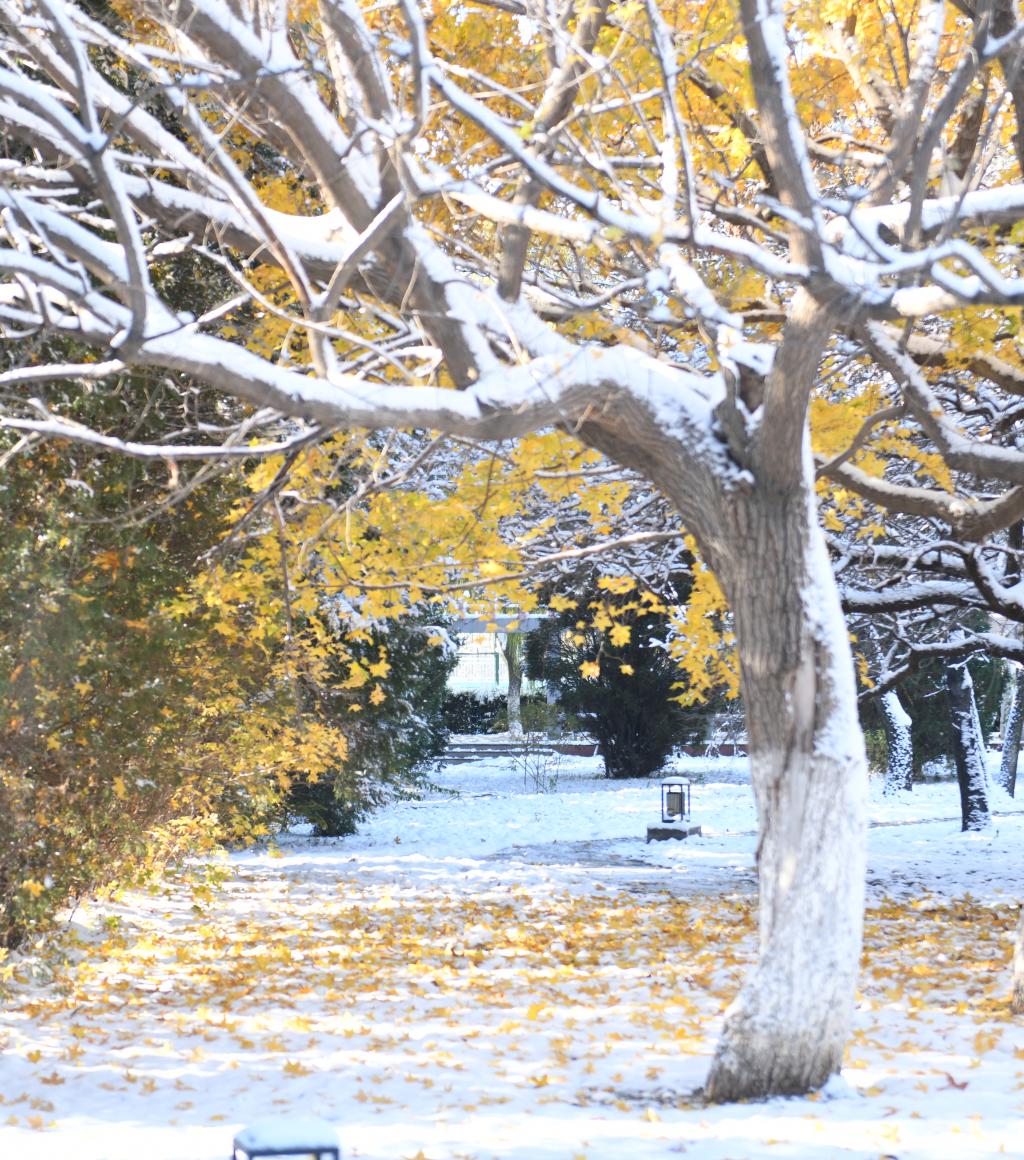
[442,691,507,735]
[287,615,457,836]
[525,588,710,779]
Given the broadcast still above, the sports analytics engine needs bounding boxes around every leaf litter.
[1,749,1023,1159]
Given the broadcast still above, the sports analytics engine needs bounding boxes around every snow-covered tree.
[8,0,1024,1099]
[1000,665,1024,795]
[945,657,993,830]
[880,690,915,794]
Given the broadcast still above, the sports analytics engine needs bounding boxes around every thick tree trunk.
[1013,905,1024,1015]
[702,485,868,1101]
[881,689,914,793]
[945,660,991,831]
[999,666,1024,797]
[576,298,866,1101]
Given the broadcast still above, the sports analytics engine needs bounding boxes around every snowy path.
[1,756,1024,1159]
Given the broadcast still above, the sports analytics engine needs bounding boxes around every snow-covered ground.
[1,748,1023,1160]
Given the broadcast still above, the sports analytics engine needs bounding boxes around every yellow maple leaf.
[597,576,636,594]
[580,661,600,680]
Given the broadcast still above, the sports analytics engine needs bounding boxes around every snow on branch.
[6,0,1024,535]
[865,322,1024,496]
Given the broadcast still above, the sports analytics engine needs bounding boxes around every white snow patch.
[2,751,1023,1160]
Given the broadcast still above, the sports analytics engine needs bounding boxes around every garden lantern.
[660,777,691,823]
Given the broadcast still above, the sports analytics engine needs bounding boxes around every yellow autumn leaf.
[597,576,636,594]
[580,661,600,680]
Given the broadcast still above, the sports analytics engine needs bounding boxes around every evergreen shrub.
[525,586,710,779]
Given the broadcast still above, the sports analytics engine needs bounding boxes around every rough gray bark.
[945,660,992,831]
[1013,905,1024,1014]
[500,632,524,741]
[700,486,867,1100]
[999,667,1024,797]
[576,297,868,1101]
[881,689,914,794]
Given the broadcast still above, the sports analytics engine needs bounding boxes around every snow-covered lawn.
[1,750,1023,1159]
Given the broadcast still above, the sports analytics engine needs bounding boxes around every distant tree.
[525,578,709,778]
[945,659,993,831]
[879,690,914,795]
[1000,666,1024,797]
[998,523,1024,797]
[499,632,526,741]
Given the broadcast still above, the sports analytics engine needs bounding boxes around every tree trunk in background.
[1000,666,1024,797]
[881,690,914,793]
[945,660,992,831]
[999,523,1024,797]
[702,485,868,1101]
[501,632,524,741]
